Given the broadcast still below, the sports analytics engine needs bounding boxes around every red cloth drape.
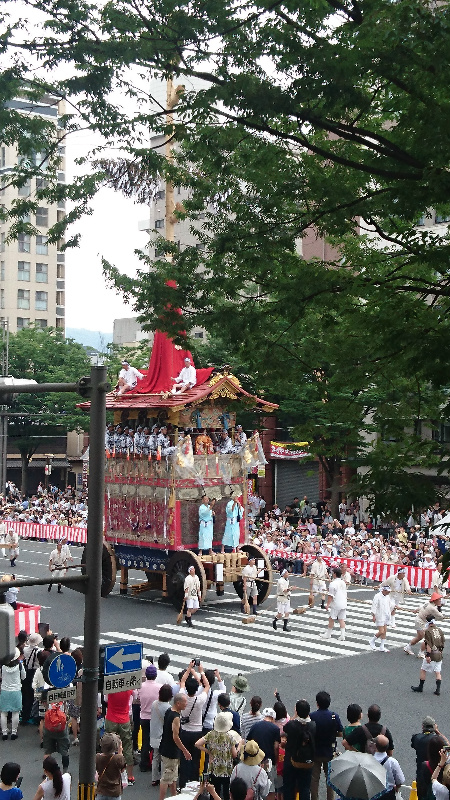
[131,331,213,394]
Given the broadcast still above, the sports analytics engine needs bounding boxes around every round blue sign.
[45,653,77,688]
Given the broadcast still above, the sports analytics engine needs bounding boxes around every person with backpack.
[230,740,270,800]
[282,699,316,800]
[412,617,445,695]
[20,632,42,725]
[343,704,394,756]
[42,700,70,771]
[373,735,405,800]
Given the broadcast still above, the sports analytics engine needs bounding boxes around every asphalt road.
[2,541,449,800]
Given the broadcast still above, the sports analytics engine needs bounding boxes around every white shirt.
[277,576,290,600]
[119,365,144,386]
[184,573,201,597]
[41,773,71,800]
[175,365,197,386]
[328,578,347,610]
[156,669,176,687]
[200,680,226,729]
[373,752,405,791]
[310,560,328,580]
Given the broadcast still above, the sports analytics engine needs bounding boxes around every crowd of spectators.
[0,481,87,530]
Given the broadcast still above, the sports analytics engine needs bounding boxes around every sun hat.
[241,740,265,765]
[145,664,158,680]
[430,592,443,602]
[28,632,43,647]
[214,712,233,733]
[262,707,276,719]
[232,674,249,692]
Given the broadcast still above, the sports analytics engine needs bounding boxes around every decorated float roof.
[78,331,278,414]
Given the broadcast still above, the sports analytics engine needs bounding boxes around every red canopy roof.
[130,331,213,394]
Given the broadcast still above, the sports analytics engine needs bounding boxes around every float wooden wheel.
[166,550,207,610]
[233,543,273,606]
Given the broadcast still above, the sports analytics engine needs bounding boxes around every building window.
[57,264,65,279]
[56,317,64,328]
[36,262,48,283]
[18,261,31,281]
[36,207,48,227]
[57,210,65,223]
[17,289,30,309]
[35,319,47,329]
[432,423,450,443]
[18,233,31,253]
[57,253,65,263]
[36,235,48,255]
[17,317,30,329]
[435,214,450,224]
[196,243,206,252]
[35,290,48,311]
[56,291,64,307]
[155,219,164,229]
[0,289,4,309]
[56,306,65,316]
[36,177,48,192]
[155,190,165,200]
[18,179,31,197]
[0,147,5,168]
[0,261,4,281]
[0,234,4,253]
[193,331,204,339]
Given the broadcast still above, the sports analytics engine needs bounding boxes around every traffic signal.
[0,602,15,664]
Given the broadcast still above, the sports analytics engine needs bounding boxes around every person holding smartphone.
[0,762,23,800]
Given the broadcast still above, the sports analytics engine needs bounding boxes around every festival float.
[78,331,278,609]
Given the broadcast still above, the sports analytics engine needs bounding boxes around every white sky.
[64,130,151,334]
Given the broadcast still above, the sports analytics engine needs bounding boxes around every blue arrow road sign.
[104,642,143,675]
[47,653,77,689]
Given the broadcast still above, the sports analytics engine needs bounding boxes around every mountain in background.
[66,327,113,351]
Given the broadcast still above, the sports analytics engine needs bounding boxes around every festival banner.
[6,521,87,544]
[263,547,447,590]
[270,441,310,460]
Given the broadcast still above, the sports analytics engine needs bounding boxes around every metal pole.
[78,365,107,800]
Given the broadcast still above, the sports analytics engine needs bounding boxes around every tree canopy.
[2,0,450,512]
[6,326,91,493]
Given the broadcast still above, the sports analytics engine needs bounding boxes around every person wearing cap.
[320,567,347,641]
[139,664,160,773]
[21,632,43,725]
[241,557,259,616]
[411,716,439,790]
[411,616,445,695]
[248,708,281,795]
[115,360,144,396]
[184,565,202,626]
[273,569,292,632]
[230,740,270,799]
[383,566,412,628]
[404,593,445,656]
[230,675,249,718]
[0,647,25,740]
[171,357,197,395]
[369,585,392,652]
[222,494,243,552]
[195,712,240,799]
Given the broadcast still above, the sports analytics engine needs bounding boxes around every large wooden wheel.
[233,543,273,606]
[166,550,207,610]
[81,541,117,598]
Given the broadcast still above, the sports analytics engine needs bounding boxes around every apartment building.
[0,95,66,333]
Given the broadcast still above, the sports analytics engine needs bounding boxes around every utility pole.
[77,364,107,800]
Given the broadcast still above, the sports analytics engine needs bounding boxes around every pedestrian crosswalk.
[71,593,450,676]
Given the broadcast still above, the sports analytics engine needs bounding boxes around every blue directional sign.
[46,653,77,689]
[104,642,143,676]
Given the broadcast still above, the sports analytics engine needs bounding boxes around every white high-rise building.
[0,94,66,333]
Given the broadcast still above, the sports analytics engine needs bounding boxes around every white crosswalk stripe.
[70,592,449,675]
